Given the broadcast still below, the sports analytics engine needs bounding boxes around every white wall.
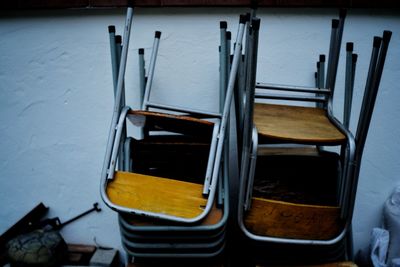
[0,7,399,259]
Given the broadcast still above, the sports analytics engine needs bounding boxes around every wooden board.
[254,103,346,145]
[122,201,223,226]
[244,197,341,240]
[107,171,207,219]
[129,110,214,137]
[257,146,320,157]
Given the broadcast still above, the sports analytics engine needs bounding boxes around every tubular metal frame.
[101,13,247,224]
[237,30,392,253]
[254,10,346,108]
[100,6,134,192]
[234,10,358,250]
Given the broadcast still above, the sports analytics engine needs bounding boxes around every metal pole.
[108,107,131,179]
[116,35,127,171]
[256,82,330,94]
[220,21,228,111]
[348,31,391,221]
[208,16,246,197]
[325,19,339,92]
[240,21,255,201]
[317,54,326,108]
[237,14,252,148]
[108,25,118,97]
[329,9,346,95]
[351,53,358,102]
[141,31,161,111]
[241,18,260,210]
[203,121,220,195]
[222,30,232,206]
[101,6,134,182]
[227,31,231,75]
[138,48,146,108]
[343,42,354,129]
[356,32,391,160]
[319,54,326,89]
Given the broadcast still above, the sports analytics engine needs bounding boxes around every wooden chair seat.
[254,103,346,145]
[121,201,223,227]
[129,110,214,137]
[257,146,320,157]
[244,197,341,240]
[107,171,207,219]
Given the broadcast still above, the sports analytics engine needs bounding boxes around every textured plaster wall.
[0,7,399,258]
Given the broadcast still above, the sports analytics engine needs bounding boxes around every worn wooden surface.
[128,110,214,138]
[122,201,223,226]
[107,171,207,219]
[257,146,320,157]
[254,103,346,145]
[244,197,341,240]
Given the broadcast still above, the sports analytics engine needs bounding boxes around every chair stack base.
[239,148,349,264]
[112,137,229,263]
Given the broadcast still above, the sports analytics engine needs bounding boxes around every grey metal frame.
[100,5,134,192]
[118,168,229,260]
[235,10,356,247]
[101,12,247,223]
[343,43,357,129]
[118,170,229,236]
[117,133,229,238]
[138,48,146,108]
[347,31,392,222]
[237,30,392,252]
[141,31,161,111]
[255,10,346,107]
[238,17,260,211]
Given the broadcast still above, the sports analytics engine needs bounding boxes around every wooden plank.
[107,171,207,219]
[257,146,320,156]
[244,197,342,240]
[254,103,346,145]
[128,110,214,138]
[122,201,223,227]
[67,244,96,254]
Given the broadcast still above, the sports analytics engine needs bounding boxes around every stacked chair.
[236,9,392,265]
[100,4,392,265]
[100,3,251,264]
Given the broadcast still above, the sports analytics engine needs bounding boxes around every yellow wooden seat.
[257,146,320,157]
[107,171,207,219]
[121,201,223,227]
[244,197,341,240]
[254,103,346,145]
[128,110,215,138]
